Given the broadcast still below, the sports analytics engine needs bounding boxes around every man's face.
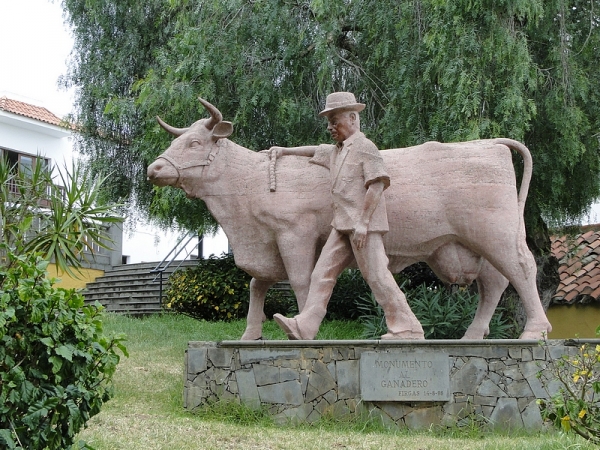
[326,111,357,143]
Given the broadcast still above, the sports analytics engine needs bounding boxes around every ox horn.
[156,116,189,137]
[198,97,223,130]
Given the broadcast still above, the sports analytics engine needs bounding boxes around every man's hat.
[319,92,366,117]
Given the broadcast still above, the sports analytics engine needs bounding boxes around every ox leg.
[462,259,509,339]
[276,235,319,313]
[485,246,552,339]
[240,278,274,341]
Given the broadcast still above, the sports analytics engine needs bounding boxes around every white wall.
[0,112,73,179]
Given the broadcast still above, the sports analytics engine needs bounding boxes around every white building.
[0,96,73,180]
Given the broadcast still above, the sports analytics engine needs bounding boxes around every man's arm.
[269,146,318,158]
[353,181,385,249]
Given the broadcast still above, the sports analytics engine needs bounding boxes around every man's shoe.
[380,330,425,340]
[273,314,304,340]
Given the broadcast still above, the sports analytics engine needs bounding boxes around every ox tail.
[492,138,532,219]
[492,138,535,271]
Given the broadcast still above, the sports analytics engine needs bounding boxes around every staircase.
[82,260,199,315]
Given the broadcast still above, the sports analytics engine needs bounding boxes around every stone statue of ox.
[147,98,552,340]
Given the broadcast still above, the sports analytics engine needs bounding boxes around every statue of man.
[271,92,424,340]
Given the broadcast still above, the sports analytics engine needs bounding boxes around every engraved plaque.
[360,350,450,401]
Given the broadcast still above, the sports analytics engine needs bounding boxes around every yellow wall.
[546,304,600,339]
[47,263,104,290]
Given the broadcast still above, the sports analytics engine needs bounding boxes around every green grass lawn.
[76,313,594,449]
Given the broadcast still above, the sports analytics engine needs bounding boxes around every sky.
[0,0,74,117]
[0,0,228,261]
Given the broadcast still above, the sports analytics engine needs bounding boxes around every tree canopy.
[60,0,600,243]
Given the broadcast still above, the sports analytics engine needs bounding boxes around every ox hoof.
[461,334,484,340]
[461,328,489,340]
[380,330,425,340]
[273,314,305,340]
[520,322,552,340]
[519,330,548,340]
[240,329,263,341]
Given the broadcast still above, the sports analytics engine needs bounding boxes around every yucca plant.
[355,284,516,340]
[0,156,121,277]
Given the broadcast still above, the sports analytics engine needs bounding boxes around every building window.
[2,148,50,178]
[1,147,53,202]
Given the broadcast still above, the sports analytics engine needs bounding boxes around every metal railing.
[6,176,66,206]
[150,231,200,304]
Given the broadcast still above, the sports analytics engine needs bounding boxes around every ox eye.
[190,140,202,148]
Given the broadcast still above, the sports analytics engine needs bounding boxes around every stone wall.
[184,339,587,429]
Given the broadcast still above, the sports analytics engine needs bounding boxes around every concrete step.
[84,285,165,295]
[82,259,200,314]
[89,261,196,279]
[85,292,163,302]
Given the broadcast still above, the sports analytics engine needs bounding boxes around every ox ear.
[212,121,233,140]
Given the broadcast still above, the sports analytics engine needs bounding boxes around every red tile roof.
[552,226,600,304]
[0,96,64,127]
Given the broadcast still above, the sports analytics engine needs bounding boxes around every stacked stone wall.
[184,339,588,429]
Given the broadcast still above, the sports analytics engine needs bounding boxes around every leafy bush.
[397,261,444,290]
[408,285,515,339]
[353,292,387,339]
[164,255,517,338]
[0,251,127,449]
[165,255,251,321]
[326,269,370,320]
[166,254,298,321]
[539,328,600,445]
[355,284,516,340]
[263,287,297,319]
[0,154,124,449]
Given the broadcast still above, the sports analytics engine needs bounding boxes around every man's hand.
[352,222,368,249]
[353,181,385,249]
[269,146,285,158]
[259,147,284,157]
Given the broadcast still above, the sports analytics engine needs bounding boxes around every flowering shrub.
[326,269,370,320]
[539,328,600,445]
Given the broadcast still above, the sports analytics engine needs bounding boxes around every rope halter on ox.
[154,149,218,186]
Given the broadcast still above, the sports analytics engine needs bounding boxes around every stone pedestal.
[184,339,586,429]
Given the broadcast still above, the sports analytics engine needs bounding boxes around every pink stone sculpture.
[147,97,552,341]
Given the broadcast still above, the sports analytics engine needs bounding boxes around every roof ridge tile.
[0,96,64,127]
